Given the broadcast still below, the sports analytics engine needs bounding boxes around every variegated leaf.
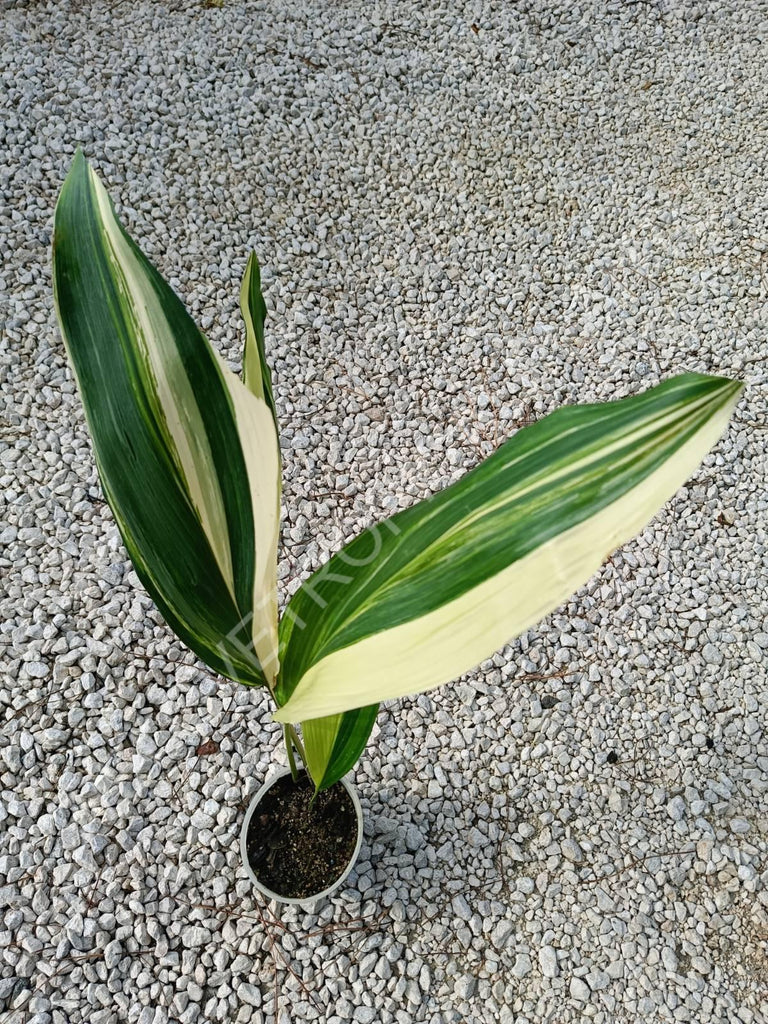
[276,374,742,740]
[53,152,281,689]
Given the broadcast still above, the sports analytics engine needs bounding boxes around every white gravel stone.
[103,939,122,970]
[236,984,260,1008]
[512,954,532,979]
[539,945,559,978]
[586,969,611,991]
[668,796,687,822]
[570,977,591,1001]
[353,1009,377,1024]
[175,666,199,684]
[452,894,472,921]
[454,975,477,1000]
[2,747,21,774]
[490,919,516,949]
[701,643,724,666]
[1,4,766,1024]
[730,817,751,834]
[39,728,70,751]
[662,946,679,973]
[180,926,211,948]
[25,662,49,679]
[561,838,584,863]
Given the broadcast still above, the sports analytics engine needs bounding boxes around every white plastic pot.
[240,767,364,908]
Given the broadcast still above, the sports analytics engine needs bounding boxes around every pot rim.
[240,767,363,907]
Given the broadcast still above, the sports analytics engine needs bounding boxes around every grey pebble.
[570,977,591,1001]
[403,824,424,852]
[668,796,686,822]
[1,5,766,1024]
[490,919,516,949]
[539,945,559,978]
[512,954,532,979]
[561,838,584,863]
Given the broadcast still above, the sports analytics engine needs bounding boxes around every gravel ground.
[2,1,767,1022]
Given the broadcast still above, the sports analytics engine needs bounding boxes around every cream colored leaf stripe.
[275,374,741,723]
[53,152,280,686]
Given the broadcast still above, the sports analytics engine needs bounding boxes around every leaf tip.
[67,146,89,182]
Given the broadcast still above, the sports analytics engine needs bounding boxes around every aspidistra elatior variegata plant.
[53,153,743,792]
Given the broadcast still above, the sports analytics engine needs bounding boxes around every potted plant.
[52,152,743,903]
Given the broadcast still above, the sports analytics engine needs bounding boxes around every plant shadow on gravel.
[4,667,765,1023]
[4,642,764,1021]
[0,885,388,1024]
[0,732,390,1024]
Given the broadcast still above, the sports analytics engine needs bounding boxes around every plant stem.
[287,725,307,769]
[283,724,298,782]
[283,724,308,784]
[285,727,321,808]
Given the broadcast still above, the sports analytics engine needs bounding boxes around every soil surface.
[245,772,358,899]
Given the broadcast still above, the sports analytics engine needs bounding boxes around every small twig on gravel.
[583,846,696,887]
[170,891,386,1017]
[0,946,155,1024]
[253,899,323,1016]
[493,784,512,894]
[172,892,385,939]
[166,893,312,1017]
[171,687,237,801]
[516,667,570,684]
[3,687,63,724]
[299,55,326,71]
[305,906,388,938]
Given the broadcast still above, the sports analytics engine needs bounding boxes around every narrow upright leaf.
[240,252,278,429]
[53,152,281,687]
[299,705,379,791]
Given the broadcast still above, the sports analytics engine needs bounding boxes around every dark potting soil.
[245,772,358,900]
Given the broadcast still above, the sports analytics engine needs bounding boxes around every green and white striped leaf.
[53,152,281,688]
[240,250,378,787]
[241,252,278,430]
[275,374,742,735]
[299,704,379,792]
